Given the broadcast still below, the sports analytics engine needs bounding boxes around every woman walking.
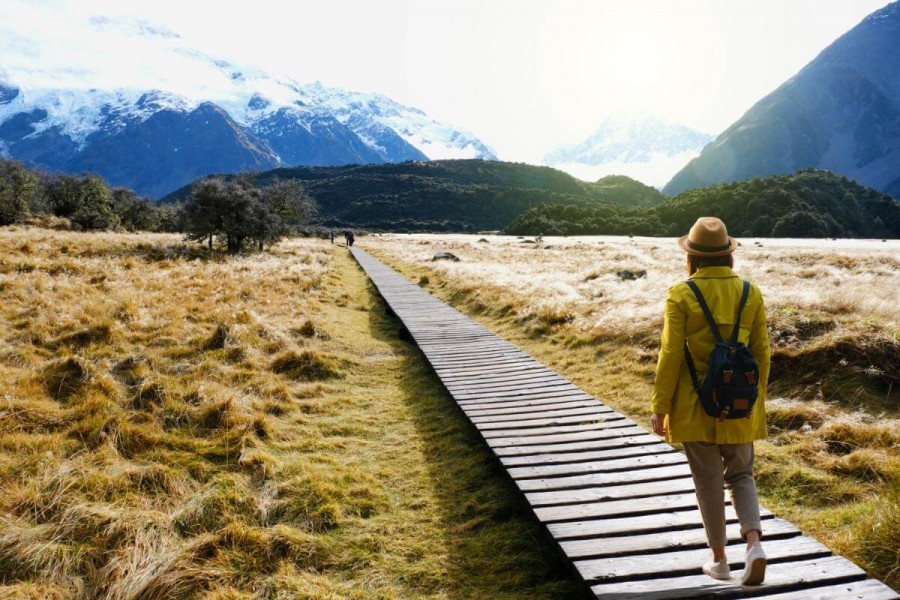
[650,217,771,585]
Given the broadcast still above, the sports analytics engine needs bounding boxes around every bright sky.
[0,0,892,163]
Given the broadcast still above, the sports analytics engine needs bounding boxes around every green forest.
[162,160,665,232]
[4,159,899,239]
[504,170,900,238]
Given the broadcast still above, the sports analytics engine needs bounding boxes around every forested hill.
[162,160,665,232]
[505,169,900,238]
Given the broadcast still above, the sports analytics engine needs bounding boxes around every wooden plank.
[561,517,800,560]
[448,374,566,390]
[589,556,869,600]
[494,433,663,458]
[454,390,597,407]
[529,481,699,517]
[419,342,519,353]
[482,419,647,448]
[500,442,672,467]
[508,451,687,480]
[469,407,612,425]
[435,363,551,380]
[519,462,693,493]
[449,378,578,395]
[450,371,588,395]
[477,413,621,431]
[548,505,774,541]
[495,435,674,467]
[452,385,588,402]
[486,425,651,449]
[575,534,831,583]
[746,579,899,600]
[438,366,557,383]
[460,398,602,414]
[422,346,527,360]
[427,355,534,369]
[516,463,691,494]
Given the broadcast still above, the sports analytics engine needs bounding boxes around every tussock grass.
[270,350,342,381]
[365,233,900,588]
[0,229,575,598]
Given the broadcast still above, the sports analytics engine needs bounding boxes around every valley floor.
[363,233,900,590]
[0,230,577,599]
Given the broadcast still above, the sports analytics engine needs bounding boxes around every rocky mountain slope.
[664,1,900,198]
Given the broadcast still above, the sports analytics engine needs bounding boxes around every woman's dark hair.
[687,253,734,275]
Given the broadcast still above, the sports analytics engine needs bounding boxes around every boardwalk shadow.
[361,276,582,600]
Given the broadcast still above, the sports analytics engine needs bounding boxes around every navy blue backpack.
[683,280,760,420]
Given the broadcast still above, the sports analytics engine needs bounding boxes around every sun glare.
[612,37,663,87]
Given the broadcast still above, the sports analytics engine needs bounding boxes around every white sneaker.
[702,558,731,581]
[742,543,767,585]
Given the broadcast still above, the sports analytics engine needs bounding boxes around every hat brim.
[677,235,738,257]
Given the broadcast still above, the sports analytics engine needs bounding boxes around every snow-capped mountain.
[0,36,496,198]
[545,113,713,165]
[543,113,713,188]
[664,1,900,198]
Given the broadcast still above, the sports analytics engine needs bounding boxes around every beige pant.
[683,442,763,547]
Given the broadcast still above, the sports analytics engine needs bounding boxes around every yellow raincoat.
[651,266,770,444]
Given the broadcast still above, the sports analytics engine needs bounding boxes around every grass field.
[363,233,900,589]
[0,229,578,599]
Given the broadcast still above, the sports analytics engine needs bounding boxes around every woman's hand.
[651,413,667,437]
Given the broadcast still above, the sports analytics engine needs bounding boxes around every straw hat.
[677,217,738,257]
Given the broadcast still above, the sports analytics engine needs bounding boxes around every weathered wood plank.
[746,578,900,600]
[529,480,699,517]
[494,433,663,459]
[589,555,869,600]
[460,398,603,414]
[500,442,673,467]
[520,462,693,494]
[469,407,612,425]
[575,535,830,583]
[477,413,622,431]
[482,419,646,448]
[508,451,687,480]
[455,390,597,407]
[548,505,775,541]
[486,425,651,449]
[452,385,589,402]
[449,379,579,395]
[562,517,799,559]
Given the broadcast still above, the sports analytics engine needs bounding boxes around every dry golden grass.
[364,233,900,588]
[0,229,577,599]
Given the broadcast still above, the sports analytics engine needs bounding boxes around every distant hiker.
[330,229,335,244]
[347,230,355,247]
[650,217,770,585]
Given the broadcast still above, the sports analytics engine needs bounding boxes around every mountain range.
[664,1,900,198]
[544,113,713,188]
[0,55,495,199]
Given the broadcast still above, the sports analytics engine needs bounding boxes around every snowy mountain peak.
[0,17,497,197]
[545,113,713,165]
[543,113,714,188]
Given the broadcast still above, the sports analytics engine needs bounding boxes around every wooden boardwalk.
[350,247,898,600]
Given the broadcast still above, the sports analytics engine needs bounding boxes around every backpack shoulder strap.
[730,280,751,344]
[685,280,724,344]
